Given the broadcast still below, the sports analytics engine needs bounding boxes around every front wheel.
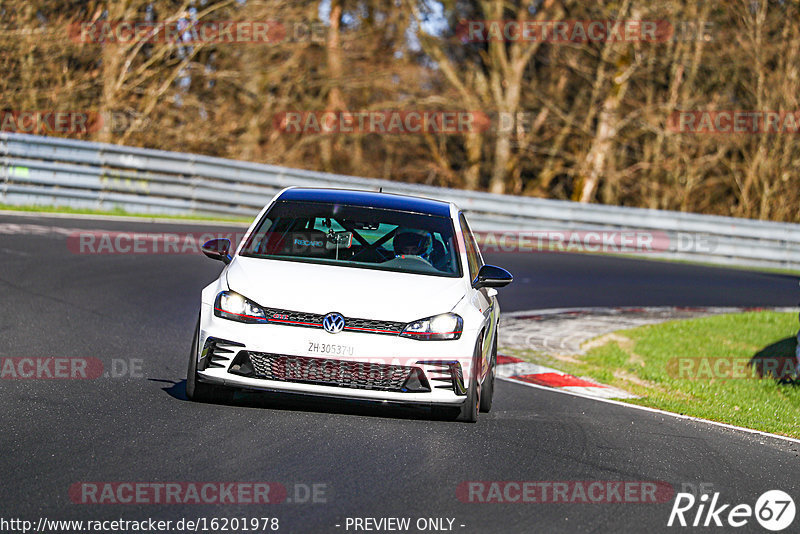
[456,337,482,423]
[186,317,232,403]
[479,332,497,413]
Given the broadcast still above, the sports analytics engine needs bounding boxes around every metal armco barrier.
[2,132,799,270]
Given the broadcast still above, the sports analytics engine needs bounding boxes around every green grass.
[0,203,250,223]
[504,311,800,438]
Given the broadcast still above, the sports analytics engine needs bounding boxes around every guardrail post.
[0,135,7,203]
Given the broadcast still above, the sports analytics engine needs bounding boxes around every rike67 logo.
[668,490,795,531]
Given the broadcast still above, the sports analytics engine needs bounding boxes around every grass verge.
[503,311,800,438]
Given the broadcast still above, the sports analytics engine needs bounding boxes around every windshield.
[240,200,461,277]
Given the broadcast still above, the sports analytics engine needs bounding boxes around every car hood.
[225,256,466,322]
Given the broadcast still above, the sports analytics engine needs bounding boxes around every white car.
[186,187,512,422]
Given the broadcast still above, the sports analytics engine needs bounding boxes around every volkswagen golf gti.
[186,187,512,422]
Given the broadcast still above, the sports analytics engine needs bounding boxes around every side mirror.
[472,264,513,289]
[201,238,232,264]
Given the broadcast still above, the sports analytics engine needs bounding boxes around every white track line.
[506,306,799,317]
[499,307,800,444]
[499,376,800,445]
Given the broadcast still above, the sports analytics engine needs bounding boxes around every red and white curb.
[496,354,638,400]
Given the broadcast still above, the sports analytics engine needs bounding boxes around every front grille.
[262,307,404,336]
[232,351,429,392]
[263,307,324,328]
[341,318,405,335]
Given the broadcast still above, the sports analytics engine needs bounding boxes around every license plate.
[307,341,354,357]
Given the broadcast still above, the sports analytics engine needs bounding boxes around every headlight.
[214,291,267,323]
[400,313,463,340]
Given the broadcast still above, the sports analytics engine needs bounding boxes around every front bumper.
[195,303,477,406]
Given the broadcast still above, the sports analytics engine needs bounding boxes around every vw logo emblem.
[322,312,345,334]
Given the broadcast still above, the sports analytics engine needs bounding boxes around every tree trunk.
[321,0,345,172]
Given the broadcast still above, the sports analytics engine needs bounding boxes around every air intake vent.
[199,337,245,371]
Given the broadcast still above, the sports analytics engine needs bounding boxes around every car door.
[458,213,497,380]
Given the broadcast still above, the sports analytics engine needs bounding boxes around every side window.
[459,213,482,281]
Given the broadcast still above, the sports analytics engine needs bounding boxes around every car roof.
[276,187,453,217]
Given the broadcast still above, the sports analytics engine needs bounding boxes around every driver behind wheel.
[393,228,433,263]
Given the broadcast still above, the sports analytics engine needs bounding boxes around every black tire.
[186,318,231,403]
[456,337,482,423]
[479,332,497,413]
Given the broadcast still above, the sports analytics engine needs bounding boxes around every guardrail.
[2,132,799,271]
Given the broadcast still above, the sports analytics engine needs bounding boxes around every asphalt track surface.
[1,214,798,534]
